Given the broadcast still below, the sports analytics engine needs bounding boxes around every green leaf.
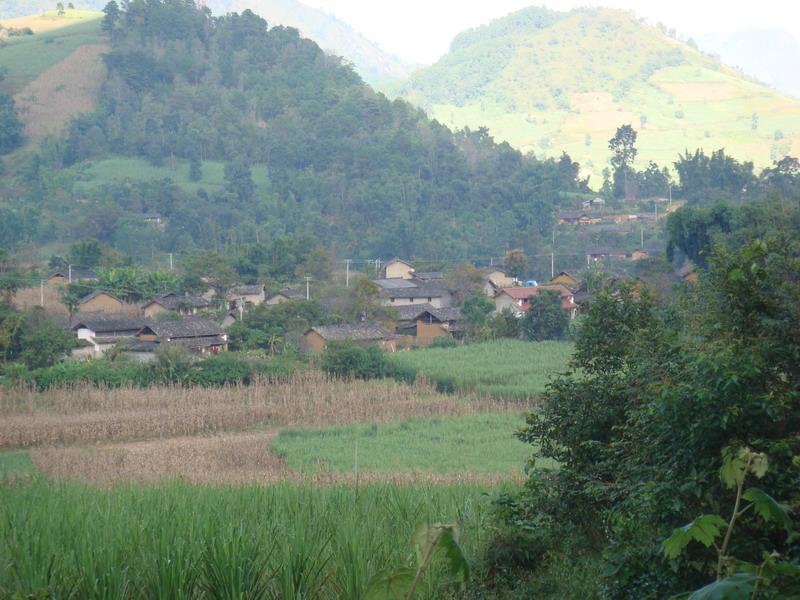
[411,523,469,585]
[363,568,416,600]
[749,452,769,478]
[663,515,728,559]
[720,447,748,489]
[686,573,762,600]
[742,488,792,529]
[434,527,470,585]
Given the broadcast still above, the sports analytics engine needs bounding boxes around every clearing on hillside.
[13,43,108,141]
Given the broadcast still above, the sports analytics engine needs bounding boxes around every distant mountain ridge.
[396,6,800,182]
[204,0,415,85]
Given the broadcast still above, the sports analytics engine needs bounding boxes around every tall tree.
[503,249,528,280]
[0,95,24,155]
[608,124,638,199]
[101,1,120,34]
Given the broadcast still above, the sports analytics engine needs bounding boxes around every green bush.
[320,341,390,380]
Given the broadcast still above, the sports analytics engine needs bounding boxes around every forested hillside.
[396,6,800,182]
[0,1,588,259]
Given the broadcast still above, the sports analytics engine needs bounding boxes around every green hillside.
[396,7,800,184]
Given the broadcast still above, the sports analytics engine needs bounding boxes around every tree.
[68,238,103,268]
[503,249,528,280]
[445,262,484,306]
[18,309,77,369]
[224,159,255,202]
[461,292,494,340]
[56,2,65,16]
[0,248,22,304]
[608,124,638,199]
[520,290,569,341]
[101,1,120,34]
[189,155,202,182]
[0,94,24,155]
[181,252,236,300]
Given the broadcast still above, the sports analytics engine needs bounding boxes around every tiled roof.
[142,292,210,310]
[374,278,417,290]
[431,307,462,322]
[140,318,224,340]
[384,280,448,299]
[498,286,576,310]
[309,324,396,342]
[413,272,444,281]
[71,314,149,334]
[269,289,306,300]
[395,303,437,321]
[48,267,98,281]
[230,285,265,296]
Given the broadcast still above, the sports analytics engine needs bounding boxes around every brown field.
[13,43,108,142]
[12,285,68,313]
[2,373,526,486]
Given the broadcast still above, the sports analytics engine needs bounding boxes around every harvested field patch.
[1,10,101,34]
[0,373,518,449]
[13,43,108,141]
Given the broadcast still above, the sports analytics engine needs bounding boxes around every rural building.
[141,292,210,318]
[550,272,579,289]
[133,318,228,355]
[582,197,606,210]
[374,278,452,308]
[481,267,515,296]
[303,324,397,353]
[46,267,99,286]
[676,261,698,284]
[391,304,463,346]
[222,308,242,329]
[142,213,165,228]
[70,314,150,359]
[76,290,125,314]
[383,258,415,280]
[587,248,630,260]
[227,284,266,309]
[557,211,601,225]
[494,285,577,318]
[412,271,444,282]
[265,289,306,305]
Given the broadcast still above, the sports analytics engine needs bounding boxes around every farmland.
[389,340,573,399]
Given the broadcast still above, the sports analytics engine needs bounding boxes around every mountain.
[203,0,415,85]
[396,7,800,183]
[0,2,588,259]
[695,29,800,99]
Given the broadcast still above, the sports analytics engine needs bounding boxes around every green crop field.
[0,480,505,598]
[0,15,105,94]
[0,450,33,478]
[74,157,275,195]
[389,340,573,399]
[272,412,546,475]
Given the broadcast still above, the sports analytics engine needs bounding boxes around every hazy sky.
[302,0,800,64]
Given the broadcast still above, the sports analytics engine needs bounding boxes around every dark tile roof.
[431,307,462,322]
[413,271,444,281]
[374,278,417,290]
[142,292,210,310]
[140,318,224,340]
[268,289,306,300]
[309,324,396,342]
[586,248,629,256]
[558,211,591,220]
[395,303,438,321]
[71,314,149,334]
[384,280,448,299]
[78,290,123,305]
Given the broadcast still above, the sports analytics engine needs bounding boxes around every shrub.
[320,341,389,380]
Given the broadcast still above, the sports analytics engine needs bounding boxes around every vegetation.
[490,199,800,597]
[519,291,570,341]
[395,6,800,182]
[388,340,573,399]
[272,413,538,476]
[0,480,502,599]
[320,341,391,380]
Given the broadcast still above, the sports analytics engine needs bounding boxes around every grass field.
[0,15,104,94]
[74,157,275,196]
[389,340,573,400]
[272,412,544,476]
[0,479,504,599]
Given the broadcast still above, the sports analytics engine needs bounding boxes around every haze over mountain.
[395,6,800,182]
[695,28,800,99]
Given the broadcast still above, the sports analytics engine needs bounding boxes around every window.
[427,297,432,302]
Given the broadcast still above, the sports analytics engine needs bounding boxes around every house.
[142,213,165,228]
[141,292,210,318]
[550,272,579,289]
[70,314,149,359]
[227,284,266,309]
[265,289,306,305]
[134,318,228,355]
[557,211,601,225]
[303,324,397,353]
[76,290,125,314]
[412,271,444,282]
[383,258,415,280]
[581,197,606,210]
[222,308,242,329]
[481,266,515,296]
[494,285,578,318]
[374,278,452,308]
[391,304,463,345]
[46,267,99,286]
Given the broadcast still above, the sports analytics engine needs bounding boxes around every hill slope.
[205,0,414,85]
[396,7,800,182]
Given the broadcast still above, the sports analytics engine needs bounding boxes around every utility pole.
[641,228,644,249]
[68,264,72,283]
[552,230,555,246]
[586,254,590,267]
[668,183,672,209]
[169,253,174,271]
[655,203,658,221]
[40,280,44,307]
[551,252,555,279]
[375,259,381,278]
[305,276,311,301]
[345,259,351,288]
